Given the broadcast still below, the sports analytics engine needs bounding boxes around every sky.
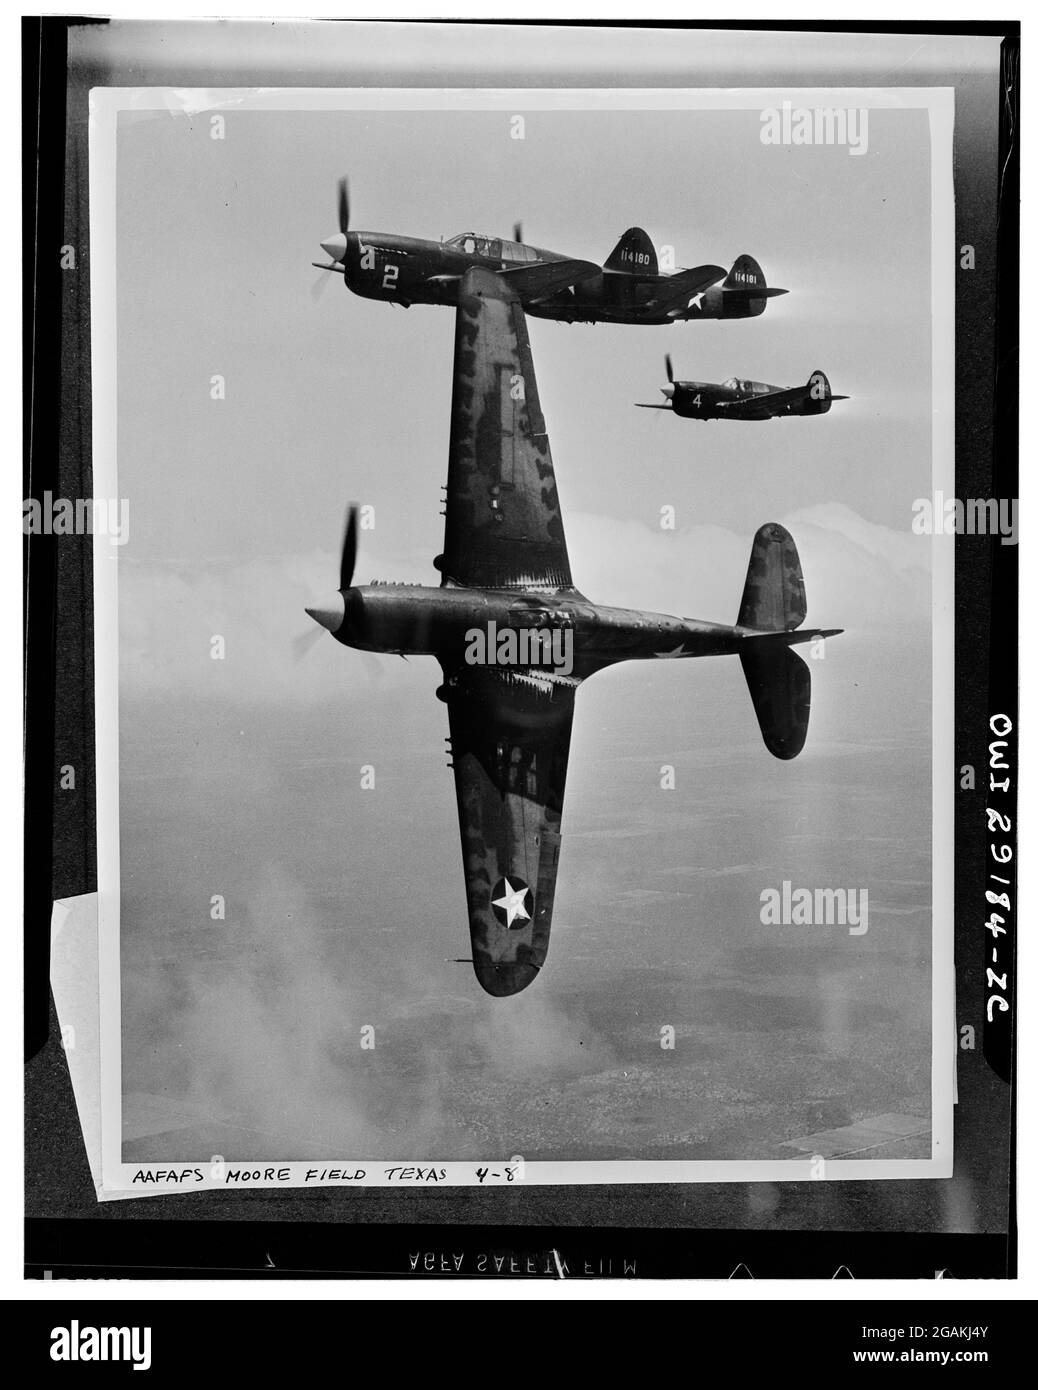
[112,96,942,1166]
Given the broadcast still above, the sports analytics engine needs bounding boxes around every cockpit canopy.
[722,377,769,394]
[445,232,538,263]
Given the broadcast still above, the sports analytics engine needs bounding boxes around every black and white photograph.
[22,16,1020,1297]
[81,81,956,1192]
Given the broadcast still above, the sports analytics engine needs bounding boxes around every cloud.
[121,858,618,1161]
[119,548,416,704]
[566,501,930,631]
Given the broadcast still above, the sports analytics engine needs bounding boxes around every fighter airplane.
[638,357,848,421]
[304,266,839,997]
[313,179,786,324]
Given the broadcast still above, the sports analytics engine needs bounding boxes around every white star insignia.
[686,292,705,312]
[654,643,688,659]
[492,878,531,928]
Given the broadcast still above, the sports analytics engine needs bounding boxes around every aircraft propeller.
[299,504,357,649]
[292,625,325,660]
[662,353,676,400]
[339,502,358,590]
[513,221,523,244]
[312,176,351,295]
[338,177,350,237]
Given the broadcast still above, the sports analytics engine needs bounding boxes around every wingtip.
[473,959,541,997]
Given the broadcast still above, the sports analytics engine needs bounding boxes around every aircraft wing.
[643,263,727,313]
[440,266,576,591]
[736,384,813,416]
[442,664,577,996]
[498,257,599,301]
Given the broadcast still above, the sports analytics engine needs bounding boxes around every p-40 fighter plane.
[638,356,848,421]
[305,267,839,997]
[314,179,786,324]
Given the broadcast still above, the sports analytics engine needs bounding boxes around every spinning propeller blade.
[293,625,325,660]
[302,503,358,641]
[339,504,359,591]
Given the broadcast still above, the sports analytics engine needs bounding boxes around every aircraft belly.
[572,611,741,668]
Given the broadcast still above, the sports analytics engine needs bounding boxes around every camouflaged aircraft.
[304,266,839,997]
[638,355,849,420]
[313,179,786,324]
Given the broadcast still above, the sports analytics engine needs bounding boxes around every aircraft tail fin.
[735,523,841,759]
[801,368,837,413]
[603,227,658,275]
[737,522,806,632]
[805,368,849,408]
[723,254,767,292]
[721,254,787,314]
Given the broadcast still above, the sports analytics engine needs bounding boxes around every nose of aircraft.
[661,384,675,399]
[305,593,347,634]
[320,231,348,263]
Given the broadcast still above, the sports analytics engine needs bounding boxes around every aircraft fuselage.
[336,232,771,323]
[674,379,833,419]
[330,582,779,676]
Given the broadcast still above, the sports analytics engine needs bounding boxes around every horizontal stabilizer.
[723,285,788,299]
[499,258,599,301]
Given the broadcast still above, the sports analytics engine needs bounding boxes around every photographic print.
[81,84,957,1193]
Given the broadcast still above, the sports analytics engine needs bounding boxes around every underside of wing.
[498,257,599,301]
[443,665,577,996]
[643,263,727,313]
[743,384,808,414]
[439,267,576,593]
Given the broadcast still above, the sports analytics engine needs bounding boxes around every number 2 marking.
[382,264,399,290]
